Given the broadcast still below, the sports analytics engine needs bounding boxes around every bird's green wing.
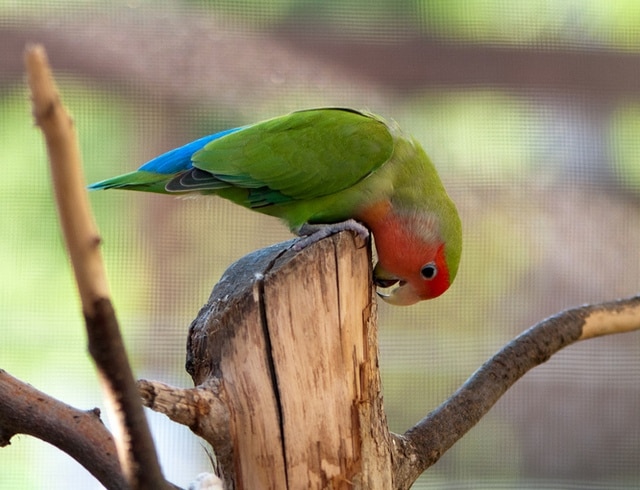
[168,108,394,207]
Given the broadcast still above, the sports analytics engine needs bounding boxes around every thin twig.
[24,44,108,316]
[24,44,175,490]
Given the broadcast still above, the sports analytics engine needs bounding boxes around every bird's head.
[373,243,453,305]
[368,206,461,306]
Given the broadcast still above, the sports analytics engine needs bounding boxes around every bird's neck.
[358,201,440,265]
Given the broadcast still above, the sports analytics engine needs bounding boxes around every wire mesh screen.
[2,1,640,488]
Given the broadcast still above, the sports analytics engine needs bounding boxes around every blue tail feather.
[138,126,244,174]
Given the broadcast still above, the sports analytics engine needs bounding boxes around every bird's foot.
[293,220,370,251]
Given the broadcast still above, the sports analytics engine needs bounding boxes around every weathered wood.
[186,231,392,489]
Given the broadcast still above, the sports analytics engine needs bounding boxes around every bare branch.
[24,43,109,316]
[85,298,180,489]
[393,295,640,489]
[137,379,230,451]
[0,369,127,490]
[24,44,175,490]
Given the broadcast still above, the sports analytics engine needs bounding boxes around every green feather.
[192,108,392,202]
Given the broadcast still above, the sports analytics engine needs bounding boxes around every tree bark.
[185,231,393,489]
[0,370,127,490]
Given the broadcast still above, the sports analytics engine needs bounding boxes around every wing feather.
[178,108,394,206]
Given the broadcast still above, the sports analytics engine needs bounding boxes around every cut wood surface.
[186,231,393,489]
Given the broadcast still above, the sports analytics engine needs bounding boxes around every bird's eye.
[420,262,437,280]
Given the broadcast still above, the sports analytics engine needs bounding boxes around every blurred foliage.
[0,80,141,378]
[0,85,68,316]
[610,103,640,192]
[202,0,640,48]
[416,0,640,49]
[3,0,640,48]
[398,92,540,180]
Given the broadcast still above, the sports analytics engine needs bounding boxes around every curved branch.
[393,295,640,489]
[0,369,127,490]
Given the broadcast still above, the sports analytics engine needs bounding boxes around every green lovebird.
[90,108,461,305]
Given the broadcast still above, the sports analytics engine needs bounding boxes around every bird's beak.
[376,282,421,306]
[373,265,421,306]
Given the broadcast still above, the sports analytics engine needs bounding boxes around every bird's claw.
[293,219,370,251]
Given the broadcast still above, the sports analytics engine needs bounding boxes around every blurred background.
[1,1,640,488]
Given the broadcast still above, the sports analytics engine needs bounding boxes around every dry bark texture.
[184,232,394,489]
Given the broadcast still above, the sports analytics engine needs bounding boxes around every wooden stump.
[185,231,393,489]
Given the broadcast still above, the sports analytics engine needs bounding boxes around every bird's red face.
[374,243,450,305]
[359,202,453,306]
